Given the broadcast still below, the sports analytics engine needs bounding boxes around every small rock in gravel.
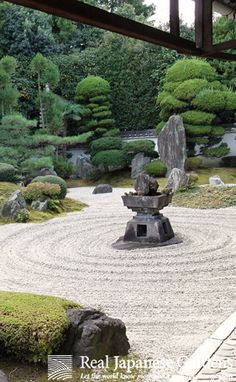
[93,184,113,194]
[209,175,224,186]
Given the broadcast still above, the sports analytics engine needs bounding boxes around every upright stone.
[131,153,151,179]
[1,191,27,220]
[166,168,189,191]
[158,115,186,176]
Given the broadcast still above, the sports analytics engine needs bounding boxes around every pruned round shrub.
[15,208,30,223]
[90,137,122,156]
[92,149,128,172]
[0,163,16,182]
[103,128,120,137]
[159,95,188,112]
[185,157,203,170]
[145,160,167,177]
[31,175,67,199]
[22,182,61,202]
[123,140,155,157]
[53,157,74,179]
[165,59,216,83]
[76,76,110,99]
[185,124,212,136]
[0,291,78,363]
[173,79,208,101]
[181,110,215,125]
[192,90,226,112]
[203,143,230,158]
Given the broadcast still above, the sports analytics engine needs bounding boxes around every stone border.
[169,311,236,382]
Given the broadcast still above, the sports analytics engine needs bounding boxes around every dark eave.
[6,0,236,61]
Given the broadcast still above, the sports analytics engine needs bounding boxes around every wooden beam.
[6,0,197,55]
[208,39,236,53]
[170,0,180,37]
[195,0,212,49]
[5,0,236,61]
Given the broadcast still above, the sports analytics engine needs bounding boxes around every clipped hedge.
[123,140,156,157]
[22,182,61,202]
[185,157,203,170]
[0,163,16,182]
[92,149,128,172]
[0,291,78,363]
[184,124,212,136]
[203,143,230,158]
[181,110,215,125]
[173,79,208,101]
[145,159,167,177]
[192,90,226,112]
[32,175,67,199]
[165,59,216,83]
[90,137,122,156]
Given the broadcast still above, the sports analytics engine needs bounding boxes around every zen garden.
[0,1,236,382]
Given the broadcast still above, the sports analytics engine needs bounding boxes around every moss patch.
[0,291,79,364]
[172,186,236,209]
[0,182,87,225]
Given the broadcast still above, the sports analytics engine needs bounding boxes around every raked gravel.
[0,187,236,381]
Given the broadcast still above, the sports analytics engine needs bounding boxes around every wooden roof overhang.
[6,0,236,61]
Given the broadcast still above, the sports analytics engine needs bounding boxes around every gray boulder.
[37,167,57,177]
[31,198,49,211]
[209,175,224,186]
[76,154,99,180]
[131,153,151,179]
[134,173,159,196]
[93,184,113,194]
[61,308,130,366]
[166,168,189,191]
[158,115,187,176]
[1,191,27,219]
[0,371,8,382]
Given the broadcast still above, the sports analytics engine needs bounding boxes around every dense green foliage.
[92,149,128,172]
[32,175,67,199]
[0,291,78,363]
[185,157,203,170]
[53,157,75,179]
[123,140,156,158]
[0,163,16,182]
[157,59,236,157]
[76,76,115,138]
[22,182,61,202]
[90,137,122,155]
[145,159,167,177]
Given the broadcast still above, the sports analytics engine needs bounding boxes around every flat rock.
[61,308,130,366]
[158,115,187,176]
[1,190,27,219]
[93,184,113,194]
[209,176,225,186]
[0,371,8,382]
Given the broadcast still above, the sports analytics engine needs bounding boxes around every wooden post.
[170,0,180,37]
[195,0,212,49]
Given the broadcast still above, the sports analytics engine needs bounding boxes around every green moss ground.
[67,168,236,189]
[0,292,79,364]
[172,186,236,209]
[0,182,87,225]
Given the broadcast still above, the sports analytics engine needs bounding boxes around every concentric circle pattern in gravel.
[0,187,235,381]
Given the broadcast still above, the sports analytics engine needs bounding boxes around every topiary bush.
[185,157,203,170]
[22,182,61,202]
[203,143,230,158]
[76,76,116,139]
[145,160,167,177]
[0,291,78,363]
[31,175,67,199]
[90,137,123,156]
[157,59,236,157]
[0,163,16,182]
[92,149,128,172]
[123,140,156,157]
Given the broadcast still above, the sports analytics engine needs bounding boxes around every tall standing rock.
[158,115,186,176]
